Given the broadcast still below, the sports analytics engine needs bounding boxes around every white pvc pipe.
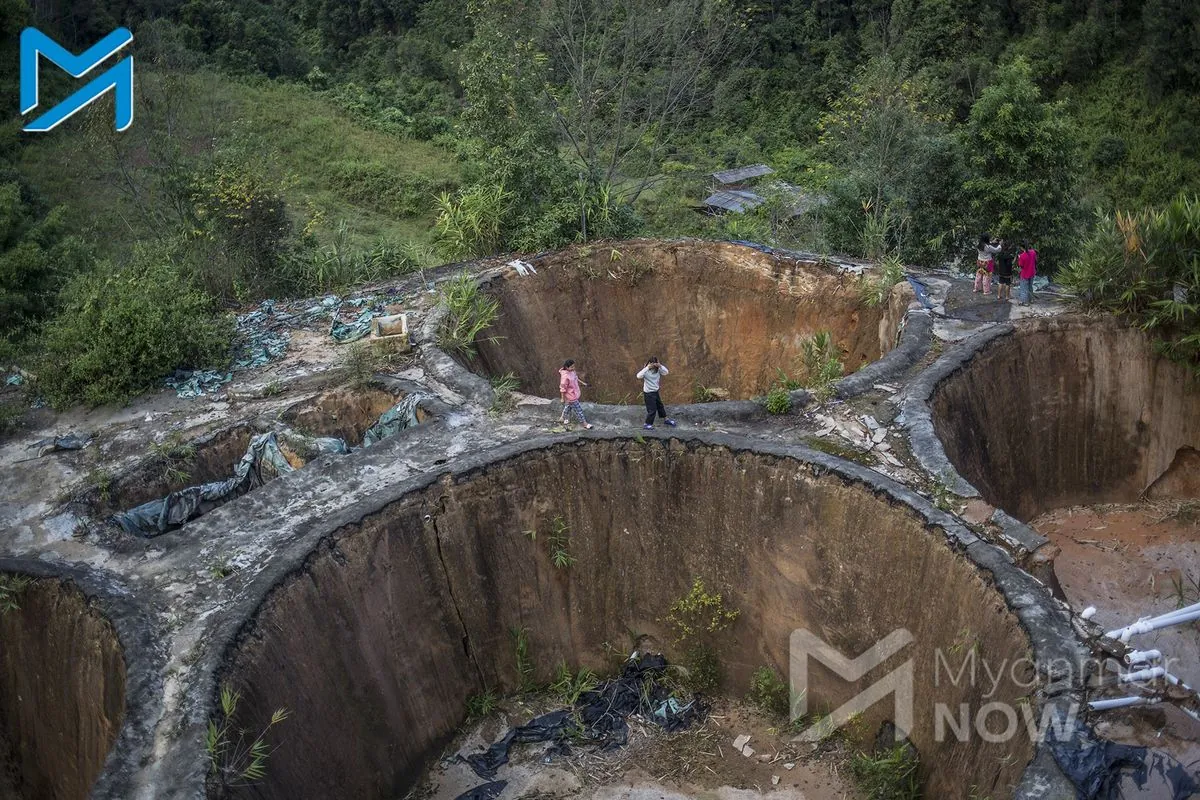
[1146,601,1200,626]
[1164,672,1196,692]
[1125,649,1162,666]
[1089,696,1158,711]
[1109,609,1200,642]
[1107,602,1200,638]
[1120,666,1166,683]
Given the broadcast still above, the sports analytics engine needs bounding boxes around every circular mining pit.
[0,575,126,800]
[464,240,908,405]
[223,437,1037,799]
[930,317,1200,521]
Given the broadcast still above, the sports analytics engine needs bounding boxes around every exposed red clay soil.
[0,577,126,800]
[467,240,908,404]
[932,317,1200,521]
[225,440,1033,800]
[1031,504,1200,687]
[1031,503,1200,780]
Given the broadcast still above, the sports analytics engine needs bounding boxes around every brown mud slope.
[95,425,255,515]
[227,440,1033,800]
[0,577,126,800]
[281,385,413,446]
[468,241,906,404]
[931,317,1200,521]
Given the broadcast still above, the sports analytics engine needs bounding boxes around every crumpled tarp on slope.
[166,291,405,398]
[460,654,705,782]
[362,393,427,446]
[28,433,92,455]
[1049,723,1199,799]
[112,432,343,536]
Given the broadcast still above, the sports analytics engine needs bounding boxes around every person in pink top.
[558,359,593,429]
[1017,242,1037,306]
[974,233,1000,294]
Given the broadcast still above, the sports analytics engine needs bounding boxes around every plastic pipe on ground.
[1120,666,1166,683]
[1124,649,1162,666]
[1089,696,1158,710]
[1109,609,1200,642]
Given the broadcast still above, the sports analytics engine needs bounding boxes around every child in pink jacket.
[558,359,593,429]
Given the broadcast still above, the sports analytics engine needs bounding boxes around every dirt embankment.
[0,577,126,800]
[225,439,1033,800]
[931,317,1200,520]
[468,241,898,404]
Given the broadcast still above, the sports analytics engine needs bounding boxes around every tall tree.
[537,0,746,201]
[961,58,1080,266]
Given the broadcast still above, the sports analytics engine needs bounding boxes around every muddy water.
[1032,504,1200,779]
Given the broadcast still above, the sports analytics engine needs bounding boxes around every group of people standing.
[557,357,678,430]
[975,235,1038,306]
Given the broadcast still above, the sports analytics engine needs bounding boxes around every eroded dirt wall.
[931,318,1200,520]
[280,387,403,446]
[470,241,891,404]
[0,578,126,800]
[227,440,1033,799]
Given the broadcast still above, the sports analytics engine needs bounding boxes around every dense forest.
[1,0,1198,407]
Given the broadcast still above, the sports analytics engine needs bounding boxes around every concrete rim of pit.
[897,313,1197,557]
[153,430,1089,800]
[0,558,165,800]
[418,238,934,421]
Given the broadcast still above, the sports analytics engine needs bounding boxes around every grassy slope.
[17,71,460,255]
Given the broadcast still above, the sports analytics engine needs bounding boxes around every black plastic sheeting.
[108,392,428,536]
[453,781,506,800]
[112,432,344,536]
[1049,722,1200,799]
[460,654,705,783]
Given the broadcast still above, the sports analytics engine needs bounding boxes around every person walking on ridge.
[558,359,593,429]
[1017,242,1037,306]
[637,357,676,430]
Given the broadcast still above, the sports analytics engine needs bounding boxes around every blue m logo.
[19,27,134,133]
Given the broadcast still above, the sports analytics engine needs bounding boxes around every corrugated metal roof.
[711,164,774,184]
[703,189,765,213]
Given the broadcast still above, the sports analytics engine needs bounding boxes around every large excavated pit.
[0,575,126,800]
[91,385,423,521]
[224,438,1038,799]
[465,241,908,404]
[930,317,1200,520]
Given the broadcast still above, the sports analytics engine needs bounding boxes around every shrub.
[849,745,921,800]
[37,252,233,408]
[664,577,740,643]
[763,385,792,415]
[799,331,844,401]
[749,666,790,716]
[433,183,513,260]
[860,253,907,308]
[0,574,31,614]
[435,274,500,359]
[1058,194,1200,370]
[206,683,289,792]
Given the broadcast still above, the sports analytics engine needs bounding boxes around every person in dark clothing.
[636,356,677,430]
[993,240,1015,302]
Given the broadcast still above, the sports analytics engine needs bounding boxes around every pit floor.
[1031,502,1200,781]
[410,698,858,800]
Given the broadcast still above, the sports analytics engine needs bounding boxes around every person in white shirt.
[636,356,677,430]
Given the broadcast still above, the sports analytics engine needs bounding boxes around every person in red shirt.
[1017,243,1038,306]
